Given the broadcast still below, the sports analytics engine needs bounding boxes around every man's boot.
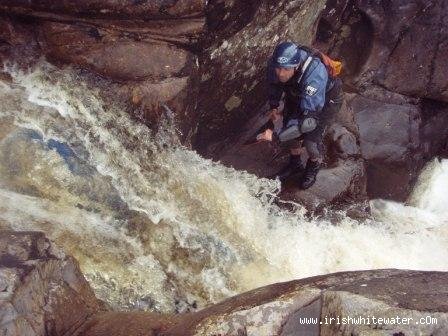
[271,155,304,181]
[300,159,320,189]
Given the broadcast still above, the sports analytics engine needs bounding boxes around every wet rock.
[317,0,448,103]
[326,123,360,161]
[81,312,178,336]
[0,230,104,336]
[353,95,420,162]
[0,0,205,143]
[350,93,421,200]
[281,159,366,211]
[310,0,448,201]
[0,16,41,66]
[419,99,448,159]
[0,1,206,19]
[184,270,445,335]
[80,269,448,336]
[371,1,448,103]
[314,0,374,80]
[40,21,194,81]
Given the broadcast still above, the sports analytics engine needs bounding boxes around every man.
[257,41,343,189]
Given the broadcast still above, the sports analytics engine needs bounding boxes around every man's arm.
[299,60,328,118]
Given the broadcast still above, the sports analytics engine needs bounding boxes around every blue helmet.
[272,42,301,68]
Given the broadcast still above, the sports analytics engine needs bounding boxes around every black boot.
[271,155,304,181]
[300,159,320,189]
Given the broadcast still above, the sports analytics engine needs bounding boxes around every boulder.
[349,93,421,200]
[317,0,448,101]
[80,269,448,336]
[0,231,104,336]
[281,159,366,211]
[419,99,448,159]
[325,124,360,161]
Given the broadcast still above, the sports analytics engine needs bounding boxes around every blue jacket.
[267,48,333,118]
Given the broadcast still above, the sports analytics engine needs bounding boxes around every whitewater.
[0,62,447,313]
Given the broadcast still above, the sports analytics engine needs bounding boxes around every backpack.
[297,44,342,78]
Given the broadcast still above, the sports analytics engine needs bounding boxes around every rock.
[81,312,178,336]
[79,269,448,336]
[0,1,206,19]
[374,0,448,102]
[280,159,366,211]
[326,123,360,160]
[0,231,104,336]
[352,95,420,163]
[0,16,41,66]
[350,93,421,200]
[0,1,205,143]
[41,22,195,81]
[420,99,448,159]
[316,0,448,103]
[311,0,448,200]
[314,0,374,80]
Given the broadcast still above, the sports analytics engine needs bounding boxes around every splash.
[0,62,447,313]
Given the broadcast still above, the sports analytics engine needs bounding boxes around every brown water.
[1,62,447,313]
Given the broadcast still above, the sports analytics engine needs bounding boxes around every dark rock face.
[420,99,448,158]
[80,269,448,336]
[311,0,448,200]
[0,0,206,143]
[40,21,194,81]
[368,1,448,103]
[350,94,421,200]
[0,1,206,19]
[0,231,104,336]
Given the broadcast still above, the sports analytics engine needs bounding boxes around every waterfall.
[1,62,447,313]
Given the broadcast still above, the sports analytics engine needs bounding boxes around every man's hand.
[269,108,282,122]
[256,128,273,142]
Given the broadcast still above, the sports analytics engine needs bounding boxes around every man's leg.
[301,128,324,189]
[300,79,344,189]
[272,139,305,181]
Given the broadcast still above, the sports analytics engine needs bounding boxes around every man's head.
[272,42,301,83]
[275,67,296,83]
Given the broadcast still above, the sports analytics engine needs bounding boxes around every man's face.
[275,66,296,83]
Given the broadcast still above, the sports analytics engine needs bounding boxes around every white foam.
[1,62,447,312]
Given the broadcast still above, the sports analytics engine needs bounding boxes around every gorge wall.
[1,0,447,204]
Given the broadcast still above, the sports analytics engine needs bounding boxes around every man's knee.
[277,117,318,143]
